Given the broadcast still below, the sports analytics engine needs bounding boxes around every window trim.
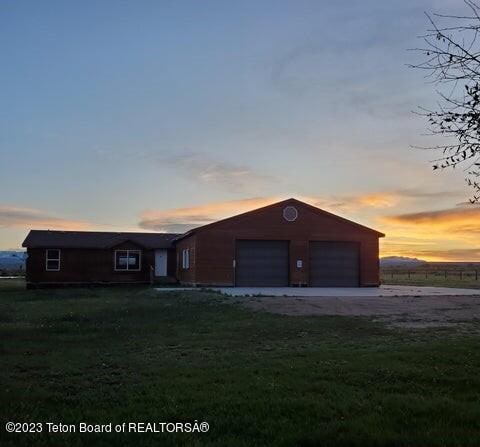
[182,248,190,269]
[45,249,61,271]
[114,249,142,272]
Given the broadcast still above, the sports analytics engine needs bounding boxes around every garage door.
[309,241,359,287]
[235,240,289,286]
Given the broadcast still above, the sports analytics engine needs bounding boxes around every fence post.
[476,270,478,281]
[444,270,447,279]
[460,270,463,280]
[425,271,428,279]
[408,271,411,279]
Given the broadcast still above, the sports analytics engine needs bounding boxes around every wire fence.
[381,270,479,281]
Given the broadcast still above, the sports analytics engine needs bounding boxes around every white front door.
[155,249,168,276]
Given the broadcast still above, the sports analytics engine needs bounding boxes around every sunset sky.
[1,0,479,261]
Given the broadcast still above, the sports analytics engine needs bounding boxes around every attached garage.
[174,198,384,287]
[309,241,360,287]
[235,240,289,286]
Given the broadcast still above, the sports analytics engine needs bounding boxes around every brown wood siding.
[166,247,177,278]
[184,200,381,287]
[175,235,196,285]
[26,241,177,286]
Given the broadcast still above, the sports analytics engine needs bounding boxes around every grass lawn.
[1,279,480,446]
[381,274,480,289]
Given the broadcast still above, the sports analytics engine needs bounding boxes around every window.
[283,206,298,222]
[46,249,61,271]
[182,248,190,269]
[114,250,141,271]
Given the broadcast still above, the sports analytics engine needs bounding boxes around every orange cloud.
[138,192,403,233]
[139,194,479,261]
[307,192,398,212]
[304,188,460,215]
[381,206,480,242]
[380,243,480,262]
[379,205,480,261]
[0,205,91,231]
[383,206,480,227]
[410,248,480,262]
[356,193,398,208]
[139,197,281,232]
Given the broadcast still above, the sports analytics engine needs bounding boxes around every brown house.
[22,231,179,288]
[22,198,384,288]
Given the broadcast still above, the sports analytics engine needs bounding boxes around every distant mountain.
[0,251,27,273]
[380,256,427,267]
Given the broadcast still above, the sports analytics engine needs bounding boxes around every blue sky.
[1,0,479,260]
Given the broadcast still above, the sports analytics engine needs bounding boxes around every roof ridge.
[27,229,181,235]
[22,229,181,249]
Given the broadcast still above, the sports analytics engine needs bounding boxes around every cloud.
[410,248,480,262]
[138,197,279,232]
[382,205,480,228]
[395,188,464,200]
[95,148,276,194]
[380,241,480,262]
[162,152,275,193]
[379,204,480,261]
[0,205,91,231]
[309,193,398,212]
[303,188,462,215]
[268,34,425,120]
[138,192,403,233]
[138,189,459,234]
[139,193,480,261]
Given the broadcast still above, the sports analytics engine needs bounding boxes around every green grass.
[1,279,480,446]
[381,273,480,289]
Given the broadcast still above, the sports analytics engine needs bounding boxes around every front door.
[155,249,168,276]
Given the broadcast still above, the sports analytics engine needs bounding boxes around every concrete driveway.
[211,286,480,329]
[213,285,480,297]
[232,294,480,328]
[154,285,480,328]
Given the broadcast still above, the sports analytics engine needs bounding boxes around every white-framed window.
[46,249,61,271]
[114,250,141,271]
[182,248,190,269]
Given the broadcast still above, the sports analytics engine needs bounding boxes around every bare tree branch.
[411,0,480,202]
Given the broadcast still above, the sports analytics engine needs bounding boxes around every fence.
[381,269,479,281]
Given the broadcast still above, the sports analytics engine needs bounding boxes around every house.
[22,231,179,288]
[22,198,384,288]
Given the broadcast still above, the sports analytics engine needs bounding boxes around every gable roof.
[22,230,180,249]
[174,198,385,241]
[22,199,384,249]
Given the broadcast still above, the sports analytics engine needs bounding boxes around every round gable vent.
[283,206,298,222]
